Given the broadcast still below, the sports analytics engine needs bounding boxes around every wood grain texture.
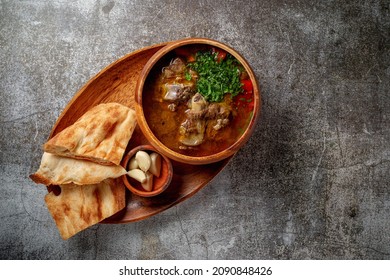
[48,42,232,223]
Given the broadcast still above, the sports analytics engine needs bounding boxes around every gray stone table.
[1,0,389,259]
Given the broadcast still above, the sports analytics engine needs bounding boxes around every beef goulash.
[143,46,254,157]
[29,102,137,240]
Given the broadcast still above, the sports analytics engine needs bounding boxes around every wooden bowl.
[135,38,261,165]
[121,145,173,197]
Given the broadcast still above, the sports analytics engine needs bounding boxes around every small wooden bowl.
[135,38,261,165]
[121,145,173,197]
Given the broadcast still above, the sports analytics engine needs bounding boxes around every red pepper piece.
[241,79,253,93]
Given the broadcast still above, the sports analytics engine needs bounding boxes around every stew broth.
[143,45,254,157]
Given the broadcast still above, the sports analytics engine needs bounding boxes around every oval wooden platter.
[48,42,232,223]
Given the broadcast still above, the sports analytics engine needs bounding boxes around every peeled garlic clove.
[142,171,154,191]
[127,169,146,183]
[149,152,162,177]
[128,157,139,170]
[135,150,151,172]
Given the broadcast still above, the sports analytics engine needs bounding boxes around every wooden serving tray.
[49,42,232,223]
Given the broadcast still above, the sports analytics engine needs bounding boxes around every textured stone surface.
[0,0,389,259]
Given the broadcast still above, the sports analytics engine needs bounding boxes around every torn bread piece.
[44,103,136,166]
[30,152,127,186]
[45,179,125,240]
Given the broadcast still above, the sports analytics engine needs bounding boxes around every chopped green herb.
[184,71,192,81]
[187,51,243,102]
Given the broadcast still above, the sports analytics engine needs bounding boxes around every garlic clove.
[128,157,139,170]
[149,152,162,177]
[141,171,154,191]
[135,151,151,172]
[127,169,147,183]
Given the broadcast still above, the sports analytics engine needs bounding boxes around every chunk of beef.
[163,83,194,102]
[162,58,186,78]
[178,93,207,147]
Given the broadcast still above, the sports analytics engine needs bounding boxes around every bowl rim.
[135,37,261,165]
[121,145,173,197]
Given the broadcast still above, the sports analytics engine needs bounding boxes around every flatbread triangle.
[45,179,125,240]
[30,152,127,186]
[44,103,136,166]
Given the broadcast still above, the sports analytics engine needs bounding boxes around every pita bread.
[44,103,136,166]
[45,179,125,240]
[30,152,127,186]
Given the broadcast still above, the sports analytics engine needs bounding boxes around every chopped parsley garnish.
[187,51,243,102]
[184,71,192,81]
